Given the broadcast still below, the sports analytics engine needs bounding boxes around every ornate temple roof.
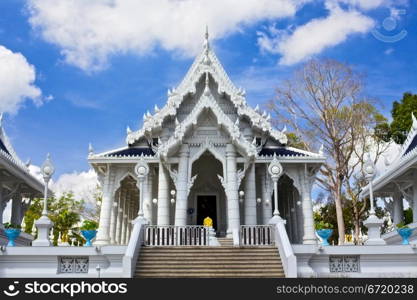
[89,28,325,163]
[362,113,417,195]
[0,114,45,193]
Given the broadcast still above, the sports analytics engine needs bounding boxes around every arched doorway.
[277,175,303,244]
[188,150,226,235]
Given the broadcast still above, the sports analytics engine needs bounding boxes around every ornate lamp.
[363,153,386,245]
[170,190,176,204]
[135,160,149,219]
[33,154,55,247]
[239,191,244,203]
[268,154,283,219]
[364,154,376,215]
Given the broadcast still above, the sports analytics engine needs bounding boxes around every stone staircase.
[217,237,233,247]
[135,246,285,278]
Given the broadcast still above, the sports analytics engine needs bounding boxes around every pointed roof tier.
[125,29,288,152]
[362,113,417,196]
[90,29,325,163]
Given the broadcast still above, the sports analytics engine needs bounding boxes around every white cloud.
[334,0,387,10]
[52,169,99,205]
[258,5,374,65]
[29,165,99,204]
[0,45,47,115]
[26,0,308,72]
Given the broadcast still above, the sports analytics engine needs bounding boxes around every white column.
[10,193,22,225]
[0,190,5,227]
[226,144,240,236]
[244,163,257,225]
[413,181,417,223]
[175,144,189,226]
[144,170,153,221]
[121,193,129,244]
[95,170,115,245]
[115,189,124,244]
[301,168,316,245]
[109,191,119,244]
[393,191,404,225]
[261,165,272,224]
[157,162,170,225]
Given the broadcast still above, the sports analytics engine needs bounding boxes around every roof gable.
[126,29,287,150]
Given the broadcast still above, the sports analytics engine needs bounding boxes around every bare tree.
[268,59,388,244]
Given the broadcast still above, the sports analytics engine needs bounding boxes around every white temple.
[362,113,417,244]
[2,30,417,279]
[89,29,325,246]
[0,114,45,246]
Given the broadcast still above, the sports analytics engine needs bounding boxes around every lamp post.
[364,154,376,215]
[41,154,54,216]
[135,160,149,219]
[32,154,55,247]
[268,154,283,222]
[363,153,386,245]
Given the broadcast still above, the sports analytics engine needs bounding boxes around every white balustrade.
[240,225,274,246]
[144,225,209,246]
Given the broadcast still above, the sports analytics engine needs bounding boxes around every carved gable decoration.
[126,29,288,152]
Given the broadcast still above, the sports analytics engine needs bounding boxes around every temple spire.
[202,25,211,65]
[204,25,209,47]
[203,25,210,53]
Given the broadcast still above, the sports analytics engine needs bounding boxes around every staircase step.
[135,244,284,278]
[135,273,284,278]
[138,260,281,265]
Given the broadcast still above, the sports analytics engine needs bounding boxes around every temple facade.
[89,31,325,246]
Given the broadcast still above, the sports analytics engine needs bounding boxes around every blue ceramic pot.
[81,230,97,246]
[4,228,21,247]
[397,228,414,245]
[316,229,333,246]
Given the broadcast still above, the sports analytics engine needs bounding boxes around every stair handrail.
[122,217,149,278]
[270,218,297,278]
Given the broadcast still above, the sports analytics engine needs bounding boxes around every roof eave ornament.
[412,112,417,131]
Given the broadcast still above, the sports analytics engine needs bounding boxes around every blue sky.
[0,0,416,180]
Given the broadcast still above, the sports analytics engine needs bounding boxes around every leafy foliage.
[80,220,98,231]
[314,200,388,244]
[314,220,333,230]
[387,93,417,144]
[3,222,21,229]
[24,193,85,246]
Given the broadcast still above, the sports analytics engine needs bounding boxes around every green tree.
[388,93,417,144]
[314,199,388,245]
[24,193,85,246]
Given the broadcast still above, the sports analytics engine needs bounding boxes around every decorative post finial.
[88,143,94,155]
[412,112,417,131]
[203,25,209,48]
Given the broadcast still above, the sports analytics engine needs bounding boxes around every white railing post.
[122,217,149,278]
[269,218,297,278]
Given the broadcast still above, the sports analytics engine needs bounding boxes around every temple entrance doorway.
[197,195,217,230]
